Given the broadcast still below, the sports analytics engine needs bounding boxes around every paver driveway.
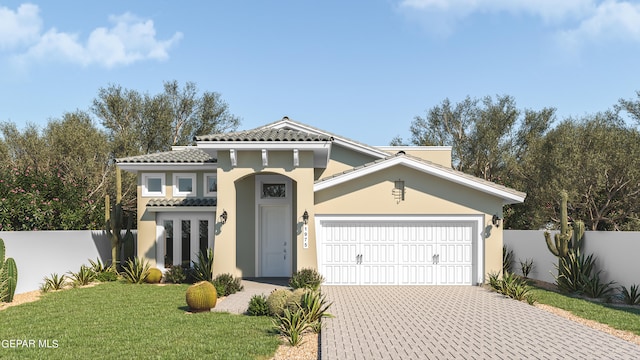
[320,286,640,359]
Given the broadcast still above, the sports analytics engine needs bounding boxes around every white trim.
[314,214,485,285]
[142,173,166,197]
[203,173,217,197]
[172,173,196,197]
[118,163,216,173]
[262,149,268,166]
[293,149,299,167]
[376,146,453,151]
[230,149,237,167]
[197,142,332,168]
[267,120,390,159]
[313,156,525,204]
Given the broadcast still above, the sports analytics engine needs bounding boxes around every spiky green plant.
[502,245,514,273]
[43,273,67,291]
[300,290,334,333]
[192,248,214,282]
[621,284,640,305]
[272,307,311,346]
[68,265,96,287]
[121,258,151,284]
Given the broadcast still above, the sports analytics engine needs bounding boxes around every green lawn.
[530,286,640,336]
[0,282,280,359]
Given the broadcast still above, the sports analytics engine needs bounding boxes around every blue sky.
[1,1,639,146]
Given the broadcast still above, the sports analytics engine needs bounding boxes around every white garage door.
[317,218,478,285]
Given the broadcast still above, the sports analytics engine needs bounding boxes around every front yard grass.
[530,285,640,336]
[0,282,280,359]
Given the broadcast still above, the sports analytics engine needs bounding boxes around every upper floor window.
[173,173,196,197]
[204,173,217,197]
[142,173,166,197]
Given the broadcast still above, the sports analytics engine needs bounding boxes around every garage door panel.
[319,220,476,285]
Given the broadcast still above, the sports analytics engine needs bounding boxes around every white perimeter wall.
[505,230,640,289]
[1,231,131,294]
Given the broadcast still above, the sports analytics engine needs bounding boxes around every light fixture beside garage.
[393,180,405,203]
[492,214,502,227]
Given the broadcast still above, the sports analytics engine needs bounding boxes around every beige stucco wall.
[378,147,452,167]
[315,144,378,180]
[314,165,504,280]
[136,170,216,268]
[214,150,317,277]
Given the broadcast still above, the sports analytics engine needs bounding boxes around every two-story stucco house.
[116,117,525,285]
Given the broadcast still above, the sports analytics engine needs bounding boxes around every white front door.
[256,175,292,277]
[260,205,291,276]
[317,217,480,285]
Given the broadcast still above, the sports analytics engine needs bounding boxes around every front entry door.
[260,205,291,276]
[256,175,292,277]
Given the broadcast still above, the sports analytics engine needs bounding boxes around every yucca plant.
[519,258,534,278]
[300,290,333,333]
[555,250,596,293]
[581,272,615,299]
[272,307,311,346]
[192,249,214,282]
[503,245,514,274]
[42,273,67,291]
[621,284,640,305]
[68,265,96,287]
[121,257,151,284]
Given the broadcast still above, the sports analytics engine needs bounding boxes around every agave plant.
[42,273,67,291]
[300,290,334,333]
[621,284,640,305]
[272,307,311,346]
[68,265,96,287]
[121,257,151,284]
[192,249,214,282]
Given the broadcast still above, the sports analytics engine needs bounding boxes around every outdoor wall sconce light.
[220,209,228,224]
[302,210,309,225]
[492,214,502,228]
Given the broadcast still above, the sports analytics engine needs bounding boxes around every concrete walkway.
[320,286,640,360]
[212,278,289,314]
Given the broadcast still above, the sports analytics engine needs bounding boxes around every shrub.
[487,271,535,304]
[621,284,640,305]
[267,289,291,317]
[289,268,324,291]
[165,265,187,284]
[192,249,214,282]
[42,273,67,291]
[186,281,218,312]
[89,258,119,282]
[286,288,308,313]
[121,258,150,284]
[502,245,514,274]
[300,290,333,333]
[519,258,534,278]
[581,272,615,299]
[145,268,163,284]
[247,294,270,316]
[271,308,310,346]
[213,273,243,296]
[68,265,96,287]
[95,271,118,282]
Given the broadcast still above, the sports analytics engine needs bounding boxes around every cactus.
[105,167,134,269]
[145,268,163,284]
[186,281,218,312]
[544,190,585,260]
[0,238,18,303]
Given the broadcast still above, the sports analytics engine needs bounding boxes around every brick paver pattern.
[321,286,640,360]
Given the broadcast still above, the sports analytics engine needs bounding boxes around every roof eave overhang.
[196,141,332,168]
[146,206,217,213]
[313,157,526,204]
[116,163,217,174]
[267,120,390,159]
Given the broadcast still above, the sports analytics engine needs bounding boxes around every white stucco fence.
[504,230,640,290]
[1,231,132,294]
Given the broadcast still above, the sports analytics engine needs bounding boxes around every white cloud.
[2,4,182,68]
[558,0,640,48]
[398,0,640,46]
[0,3,42,49]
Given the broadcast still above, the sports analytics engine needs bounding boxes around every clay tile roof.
[195,128,332,142]
[116,148,215,164]
[146,198,217,207]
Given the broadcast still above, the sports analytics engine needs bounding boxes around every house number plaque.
[303,224,309,249]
